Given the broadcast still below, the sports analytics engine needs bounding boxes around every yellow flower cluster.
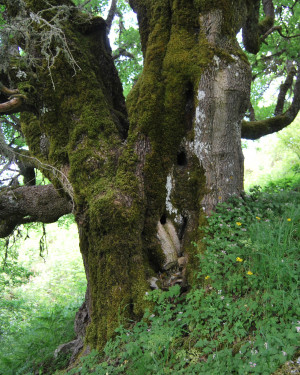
[236,222,242,226]
[236,257,243,262]
[287,218,292,222]
[256,216,261,220]
[247,271,253,275]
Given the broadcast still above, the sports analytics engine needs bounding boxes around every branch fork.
[0,82,26,114]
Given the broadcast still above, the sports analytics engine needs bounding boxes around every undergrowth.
[0,221,85,375]
[64,186,299,375]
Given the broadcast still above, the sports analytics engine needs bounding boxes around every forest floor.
[1,177,299,374]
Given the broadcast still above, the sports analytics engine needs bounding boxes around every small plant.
[65,187,299,375]
[1,189,299,374]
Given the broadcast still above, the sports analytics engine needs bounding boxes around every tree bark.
[2,0,297,355]
[274,63,297,116]
[0,184,72,237]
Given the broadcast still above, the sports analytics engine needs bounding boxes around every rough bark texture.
[2,0,297,356]
[274,64,297,116]
[0,185,72,237]
[242,0,275,54]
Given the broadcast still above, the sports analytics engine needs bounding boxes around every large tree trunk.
[2,0,252,352]
[81,0,250,350]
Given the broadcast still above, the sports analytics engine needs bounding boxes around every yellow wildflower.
[256,216,261,220]
[287,218,292,222]
[247,271,253,275]
[236,257,243,262]
[205,276,210,280]
[236,222,242,226]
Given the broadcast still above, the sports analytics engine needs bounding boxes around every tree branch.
[274,63,297,116]
[0,82,19,96]
[248,101,256,121]
[106,0,117,34]
[113,48,135,60]
[252,49,287,75]
[0,83,27,114]
[0,115,22,135]
[242,63,300,139]
[76,0,92,9]
[243,0,275,54]
[262,0,275,19]
[261,25,300,43]
[0,96,25,114]
[0,184,73,238]
[0,81,25,115]
[261,25,282,43]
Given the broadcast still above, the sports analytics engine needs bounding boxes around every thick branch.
[262,0,275,19]
[259,0,275,35]
[0,82,19,96]
[243,0,275,54]
[261,25,282,43]
[0,82,25,114]
[0,96,25,115]
[242,64,300,139]
[113,48,134,60]
[0,184,73,237]
[249,101,256,121]
[275,65,297,116]
[242,114,293,140]
[106,0,117,33]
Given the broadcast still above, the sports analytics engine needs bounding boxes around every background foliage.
[0,221,85,375]
[244,115,300,189]
[245,0,300,120]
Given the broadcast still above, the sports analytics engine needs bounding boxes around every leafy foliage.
[110,0,143,96]
[0,222,85,375]
[72,0,108,15]
[277,116,300,160]
[244,116,300,189]
[113,25,143,97]
[63,186,300,375]
[246,0,300,120]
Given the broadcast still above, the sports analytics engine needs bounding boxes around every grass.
[0,220,86,375]
[0,181,299,374]
[64,185,300,375]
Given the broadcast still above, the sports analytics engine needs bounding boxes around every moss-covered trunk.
[125,0,252,295]
[17,5,151,350]
[14,0,252,352]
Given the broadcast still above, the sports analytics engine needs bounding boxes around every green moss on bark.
[126,0,214,275]
[18,0,251,352]
[17,7,150,351]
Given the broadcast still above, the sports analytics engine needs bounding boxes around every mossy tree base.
[1,0,260,353]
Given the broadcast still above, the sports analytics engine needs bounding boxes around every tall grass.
[0,221,86,375]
